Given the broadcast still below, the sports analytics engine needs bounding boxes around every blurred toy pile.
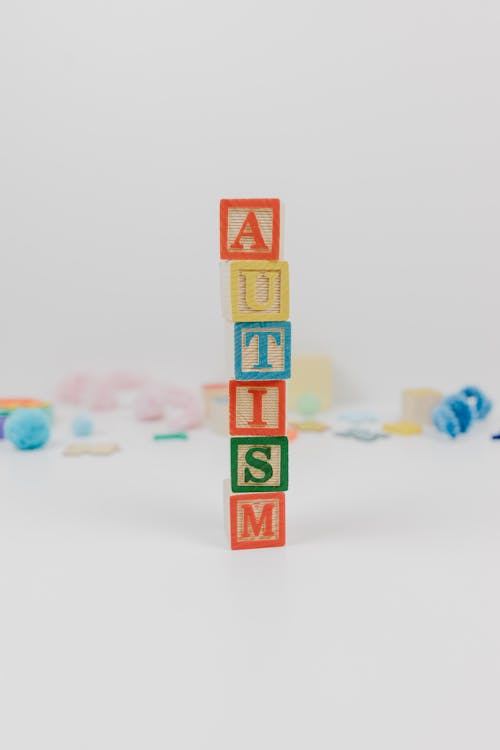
[0,358,497,453]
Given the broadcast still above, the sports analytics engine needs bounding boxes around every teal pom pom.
[5,408,51,450]
[297,392,322,418]
[72,414,93,437]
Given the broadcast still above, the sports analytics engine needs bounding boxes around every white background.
[1,1,499,748]
[1,0,499,400]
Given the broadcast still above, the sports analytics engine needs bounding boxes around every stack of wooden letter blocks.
[220,199,290,550]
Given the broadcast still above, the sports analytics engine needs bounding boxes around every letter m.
[241,502,275,539]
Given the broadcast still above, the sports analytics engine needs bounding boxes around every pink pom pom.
[164,386,191,407]
[107,371,147,390]
[134,384,165,421]
[57,373,96,405]
[168,403,203,431]
[87,382,117,411]
[164,386,203,430]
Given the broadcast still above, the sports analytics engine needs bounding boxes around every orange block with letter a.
[229,490,286,550]
[220,199,280,261]
[229,379,286,436]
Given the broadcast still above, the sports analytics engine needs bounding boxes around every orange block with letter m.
[220,199,280,261]
[229,490,286,550]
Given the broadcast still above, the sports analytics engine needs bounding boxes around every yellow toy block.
[288,355,333,412]
[401,388,443,426]
[220,260,289,322]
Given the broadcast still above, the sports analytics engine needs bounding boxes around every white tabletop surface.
[1,409,499,749]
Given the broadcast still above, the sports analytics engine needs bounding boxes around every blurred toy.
[432,385,492,438]
[0,413,7,440]
[296,392,322,418]
[165,385,203,431]
[288,355,332,412]
[0,397,52,414]
[335,428,390,442]
[202,383,229,434]
[433,396,471,438]
[57,373,96,405]
[5,408,51,450]
[107,371,146,390]
[86,381,117,411]
[153,432,188,440]
[72,414,94,437]
[289,420,330,432]
[58,371,145,410]
[64,442,120,456]
[202,383,227,417]
[401,388,443,426]
[491,433,500,441]
[338,411,378,424]
[459,385,492,419]
[0,398,52,439]
[134,384,165,420]
[383,421,422,436]
[206,396,229,435]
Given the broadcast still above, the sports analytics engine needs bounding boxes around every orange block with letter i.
[229,379,286,436]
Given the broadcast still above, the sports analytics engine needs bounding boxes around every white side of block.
[219,262,232,321]
[279,201,285,259]
[223,478,231,545]
[224,320,235,380]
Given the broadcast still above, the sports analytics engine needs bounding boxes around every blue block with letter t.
[234,321,291,381]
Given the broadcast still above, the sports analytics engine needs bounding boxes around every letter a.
[230,211,268,251]
[241,502,275,538]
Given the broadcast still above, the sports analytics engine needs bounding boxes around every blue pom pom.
[5,408,51,450]
[458,385,492,420]
[72,414,94,437]
[433,386,493,439]
[446,395,473,433]
[432,402,462,438]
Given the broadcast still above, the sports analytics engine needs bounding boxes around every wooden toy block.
[220,260,289,322]
[207,396,229,435]
[201,383,228,418]
[220,199,280,261]
[231,492,285,549]
[288,354,333,412]
[226,487,286,550]
[401,388,443,426]
[234,321,291,381]
[229,379,286,436]
[230,436,288,492]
